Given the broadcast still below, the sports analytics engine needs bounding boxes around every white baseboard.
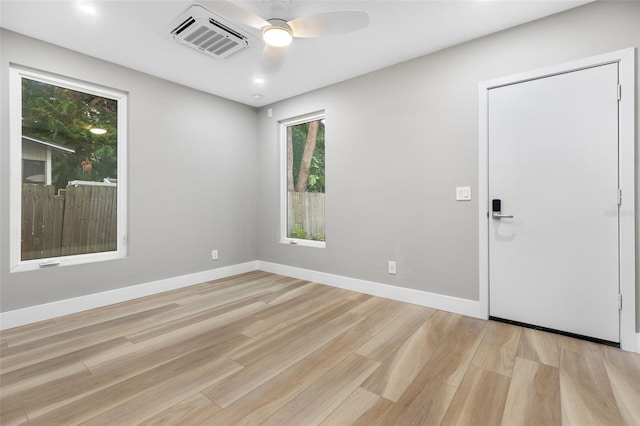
[257,261,486,320]
[0,260,486,332]
[0,261,258,330]
[3,260,636,353]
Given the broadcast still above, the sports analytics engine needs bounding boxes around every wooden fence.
[21,183,117,260]
[288,191,325,240]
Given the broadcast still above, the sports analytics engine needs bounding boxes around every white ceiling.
[1,0,591,107]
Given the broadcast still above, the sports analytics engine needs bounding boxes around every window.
[280,111,325,247]
[9,67,128,271]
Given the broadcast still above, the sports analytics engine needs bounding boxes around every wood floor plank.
[472,320,522,377]
[361,309,459,402]
[440,366,511,426]
[262,281,318,305]
[355,303,435,361]
[0,305,178,372]
[251,283,334,321]
[26,346,242,425]
[349,297,411,336]
[0,395,29,426]
[194,271,288,296]
[2,272,638,425]
[204,329,371,425]
[3,295,186,348]
[601,346,640,426]
[319,387,382,426]
[138,393,221,426]
[350,395,396,426]
[363,316,485,425]
[557,333,607,356]
[0,337,129,386]
[3,333,251,422]
[500,357,561,426]
[0,361,90,398]
[202,311,364,408]
[517,328,559,368]
[124,292,270,343]
[240,286,345,340]
[85,301,263,373]
[80,357,239,425]
[229,298,363,366]
[560,349,624,425]
[261,353,380,426]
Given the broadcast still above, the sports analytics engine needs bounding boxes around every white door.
[488,63,620,343]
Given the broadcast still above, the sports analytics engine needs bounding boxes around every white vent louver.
[170,5,249,59]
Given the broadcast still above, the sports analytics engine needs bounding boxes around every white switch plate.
[456,186,471,201]
[211,249,219,260]
[388,260,397,274]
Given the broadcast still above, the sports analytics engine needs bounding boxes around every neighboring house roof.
[22,135,75,154]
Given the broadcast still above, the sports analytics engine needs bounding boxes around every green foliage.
[312,234,326,242]
[290,224,307,239]
[22,78,118,191]
[290,120,325,193]
[307,155,325,192]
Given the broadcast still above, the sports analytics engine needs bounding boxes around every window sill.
[10,251,127,273]
[280,239,326,249]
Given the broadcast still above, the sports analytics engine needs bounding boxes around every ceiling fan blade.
[287,11,369,38]
[262,45,287,73]
[206,0,269,30]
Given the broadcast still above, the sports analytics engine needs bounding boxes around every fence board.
[60,185,76,257]
[107,187,117,252]
[51,195,65,257]
[40,185,56,258]
[21,183,117,261]
[288,192,325,240]
[21,185,35,260]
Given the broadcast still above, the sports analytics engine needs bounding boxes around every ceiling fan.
[212,0,369,73]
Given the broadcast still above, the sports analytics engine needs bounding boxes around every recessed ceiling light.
[90,127,107,135]
[78,3,97,15]
[252,94,264,100]
[253,77,265,85]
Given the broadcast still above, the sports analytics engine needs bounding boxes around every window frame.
[279,110,326,248]
[9,66,128,272]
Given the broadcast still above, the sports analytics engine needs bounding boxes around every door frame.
[478,48,636,352]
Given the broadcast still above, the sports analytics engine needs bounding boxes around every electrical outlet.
[211,249,219,260]
[388,260,397,275]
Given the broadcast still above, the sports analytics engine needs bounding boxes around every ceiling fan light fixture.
[262,20,293,47]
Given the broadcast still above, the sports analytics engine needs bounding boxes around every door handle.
[491,199,513,219]
[492,212,514,219]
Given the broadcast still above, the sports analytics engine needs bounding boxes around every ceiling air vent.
[170,5,250,59]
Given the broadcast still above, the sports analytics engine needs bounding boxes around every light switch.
[456,186,471,201]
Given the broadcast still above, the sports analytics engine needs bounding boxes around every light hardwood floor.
[1,271,639,425]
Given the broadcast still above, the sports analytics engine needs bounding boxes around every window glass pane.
[20,77,119,261]
[286,118,325,242]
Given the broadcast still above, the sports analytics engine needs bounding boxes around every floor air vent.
[170,5,249,59]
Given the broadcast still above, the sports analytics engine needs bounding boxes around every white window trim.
[9,66,128,272]
[279,110,326,248]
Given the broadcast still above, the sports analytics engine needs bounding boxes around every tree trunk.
[287,125,294,192]
[295,120,319,192]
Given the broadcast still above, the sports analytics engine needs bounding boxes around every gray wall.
[255,1,640,329]
[0,30,259,311]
